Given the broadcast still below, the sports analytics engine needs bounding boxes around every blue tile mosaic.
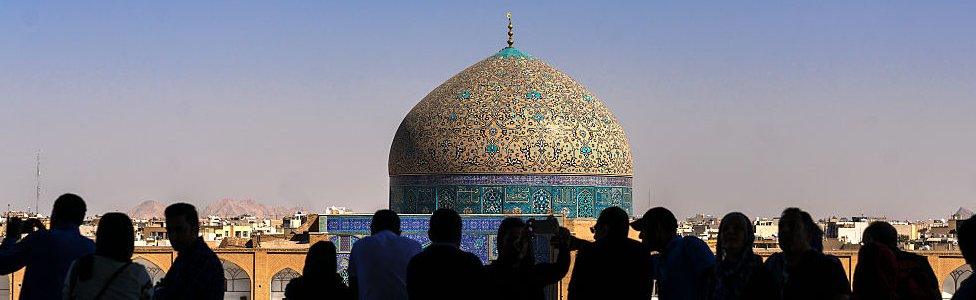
[389,174,632,218]
[321,214,556,264]
[324,214,564,298]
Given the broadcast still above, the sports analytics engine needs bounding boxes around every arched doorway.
[270,268,300,300]
[132,257,165,285]
[943,264,973,297]
[221,259,251,300]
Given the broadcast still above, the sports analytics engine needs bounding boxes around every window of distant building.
[944,264,973,295]
[133,257,164,285]
[270,268,300,300]
[221,259,251,299]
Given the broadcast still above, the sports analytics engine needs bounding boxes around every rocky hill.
[127,198,305,219]
[204,198,303,218]
[127,200,167,219]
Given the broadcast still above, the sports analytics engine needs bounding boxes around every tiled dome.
[389,47,633,177]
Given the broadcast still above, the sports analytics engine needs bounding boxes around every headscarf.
[714,212,762,300]
[77,213,136,281]
[303,241,343,288]
[852,242,898,300]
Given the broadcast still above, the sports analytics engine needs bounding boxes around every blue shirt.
[0,225,95,300]
[655,236,716,300]
[348,230,421,300]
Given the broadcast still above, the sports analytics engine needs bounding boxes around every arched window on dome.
[270,268,300,300]
[221,259,251,300]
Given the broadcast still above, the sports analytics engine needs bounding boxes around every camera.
[5,217,44,235]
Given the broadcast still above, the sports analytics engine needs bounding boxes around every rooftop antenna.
[506,12,514,48]
[34,151,40,215]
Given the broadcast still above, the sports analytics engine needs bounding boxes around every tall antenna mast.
[34,151,41,215]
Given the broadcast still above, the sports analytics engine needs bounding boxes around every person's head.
[778,207,820,254]
[304,241,338,278]
[959,217,975,265]
[862,221,898,250]
[51,193,86,227]
[718,212,754,260]
[164,203,200,252]
[371,209,401,235]
[496,217,533,263]
[631,207,678,251]
[428,208,462,245]
[594,206,630,241]
[95,213,135,262]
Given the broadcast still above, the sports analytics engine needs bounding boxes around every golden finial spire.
[506,12,514,48]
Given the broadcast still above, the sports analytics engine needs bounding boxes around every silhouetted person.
[407,208,484,300]
[153,203,224,300]
[858,221,940,300]
[712,212,777,300]
[764,207,850,300]
[286,241,351,300]
[0,193,95,300]
[64,212,153,300]
[568,207,653,300]
[953,217,975,300]
[484,217,571,300]
[631,207,714,300]
[852,241,898,300]
[349,209,421,300]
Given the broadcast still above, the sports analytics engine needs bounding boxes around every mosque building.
[388,15,634,218]
[321,16,635,297]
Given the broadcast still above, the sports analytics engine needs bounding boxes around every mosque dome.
[389,47,633,177]
[388,16,634,218]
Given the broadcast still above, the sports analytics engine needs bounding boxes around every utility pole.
[34,151,41,215]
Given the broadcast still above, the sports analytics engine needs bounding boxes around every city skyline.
[3,2,976,219]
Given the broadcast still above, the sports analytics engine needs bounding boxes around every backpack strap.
[93,261,133,300]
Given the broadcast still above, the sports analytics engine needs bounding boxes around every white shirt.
[348,230,421,300]
[63,255,153,300]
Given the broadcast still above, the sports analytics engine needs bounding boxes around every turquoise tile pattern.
[390,174,633,218]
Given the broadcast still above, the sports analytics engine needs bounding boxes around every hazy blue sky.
[2,1,974,219]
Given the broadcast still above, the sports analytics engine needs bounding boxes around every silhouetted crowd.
[1,193,974,300]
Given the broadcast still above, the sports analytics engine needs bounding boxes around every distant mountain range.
[127,198,306,219]
[128,200,169,219]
